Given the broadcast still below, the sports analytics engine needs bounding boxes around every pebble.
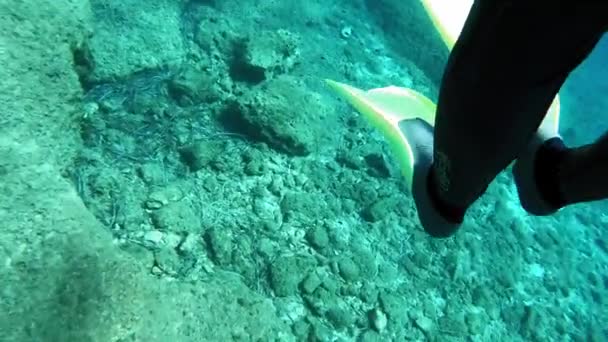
[340,26,353,39]
[370,308,388,333]
[164,232,182,249]
[145,186,183,209]
[301,271,322,294]
[143,230,164,248]
[178,233,199,253]
[415,315,433,333]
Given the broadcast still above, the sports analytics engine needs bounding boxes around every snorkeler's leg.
[426,2,608,234]
[529,132,608,210]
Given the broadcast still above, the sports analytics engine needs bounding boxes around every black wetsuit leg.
[429,1,608,221]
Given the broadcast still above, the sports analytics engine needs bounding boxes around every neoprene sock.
[427,137,569,221]
[548,132,608,206]
[534,137,568,209]
[427,168,466,224]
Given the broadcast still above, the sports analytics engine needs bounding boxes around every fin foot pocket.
[399,118,461,237]
[513,100,563,216]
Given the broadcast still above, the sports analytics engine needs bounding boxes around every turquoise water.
[562,35,608,145]
[1,1,606,341]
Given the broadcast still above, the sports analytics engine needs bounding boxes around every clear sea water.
[1,1,606,341]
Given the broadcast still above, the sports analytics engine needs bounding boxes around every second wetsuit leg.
[538,132,608,208]
[430,2,608,219]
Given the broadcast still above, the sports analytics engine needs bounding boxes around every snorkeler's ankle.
[534,137,568,209]
[426,168,466,224]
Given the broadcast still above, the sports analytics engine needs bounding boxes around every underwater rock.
[325,303,355,330]
[309,319,333,341]
[88,0,186,82]
[204,227,233,266]
[369,307,388,333]
[150,201,200,234]
[465,310,486,336]
[414,315,434,333]
[362,197,398,222]
[221,75,329,156]
[168,64,222,105]
[153,248,182,277]
[337,257,360,282]
[359,330,383,342]
[306,225,330,250]
[146,185,184,210]
[351,242,378,278]
[291,320,311,340]
[138,163,167,185]
[143,230,165,249]
[379,291,408,327]
[270,255,315,297]
[359,282,379,304]
[179,140,225,172]
[301,270,323,294]
[231,29,301,83]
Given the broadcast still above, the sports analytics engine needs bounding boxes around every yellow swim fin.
[325,79,436,188]
[421,0,473,49]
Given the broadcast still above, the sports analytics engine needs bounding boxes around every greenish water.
[0,1,606,341]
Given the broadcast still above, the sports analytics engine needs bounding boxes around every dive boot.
[512,97,563,215]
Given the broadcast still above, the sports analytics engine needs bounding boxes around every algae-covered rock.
[88,0,186,82]
[179,140,226,172]
[150,201,201,234]
[338,257,361,282]
[205,227,234,266]
[359,330,383,342]
[168,64,223,105]
[306,225,330,250]
[301,271,323,294]
[379,291,409,326]
[222,76,330,156]
[270,255,316,297]
[326,302,355,330]
[362,197,399,222]
[232,29,301,83]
